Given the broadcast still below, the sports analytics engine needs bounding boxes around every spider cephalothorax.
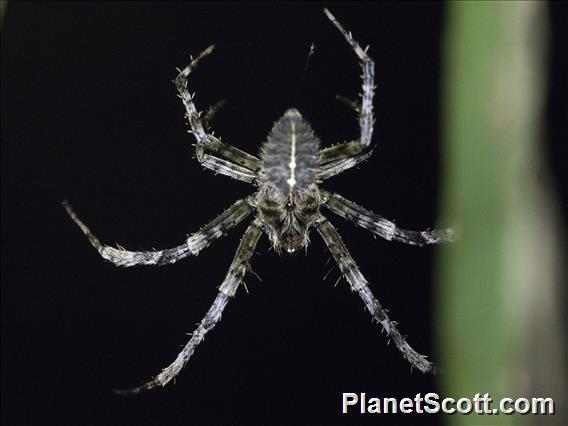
[64,9,454,394]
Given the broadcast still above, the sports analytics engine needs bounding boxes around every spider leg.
[199,154,258,184]
[63,198,252,267]
[324,9,374,148]
[323,192,455,246]
[175,46,261,184]
[316,216,434,373]
[202,99,226,133]
[336,94,361,113]
[317,143,373,181]
[115,223,262,394]
[318,9,375,181]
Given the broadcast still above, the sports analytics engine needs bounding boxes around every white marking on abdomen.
[286,121,297,189]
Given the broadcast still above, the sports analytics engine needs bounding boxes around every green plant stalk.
[437,1,555,424]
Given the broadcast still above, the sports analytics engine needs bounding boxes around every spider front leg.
[115,223,262,394]
[175,46,261,184]
[324,192,456,245]
[63,198,252,267]
[317,216,434,373]
[317,9,375,181]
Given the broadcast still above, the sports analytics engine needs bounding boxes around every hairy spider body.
[64,9,454,394]
[258,108,322,253]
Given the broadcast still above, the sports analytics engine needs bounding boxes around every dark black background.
[2,2,566,425]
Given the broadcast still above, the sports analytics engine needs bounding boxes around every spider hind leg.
[176,46,261,184]
[317,10,376,181]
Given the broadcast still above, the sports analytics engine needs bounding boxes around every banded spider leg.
[62,198,252,267]
[115,223,262,394]
[175,46,261,184]
[317,217,434,373]
[324,192,456,246]
[317,9,376,181]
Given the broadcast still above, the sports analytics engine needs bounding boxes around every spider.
[64,9,454,394]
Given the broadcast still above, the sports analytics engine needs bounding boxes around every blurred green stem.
[1,1,7,28]
[437,1,565,424]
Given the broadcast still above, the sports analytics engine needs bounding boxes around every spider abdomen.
[259,108,320,193]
